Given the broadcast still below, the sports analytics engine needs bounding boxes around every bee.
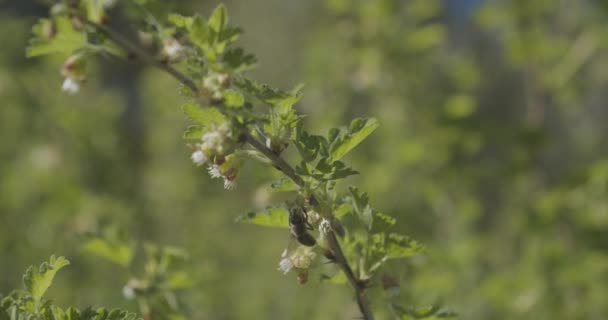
[289,206,317,247]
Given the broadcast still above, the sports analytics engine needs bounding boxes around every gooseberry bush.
[6,1,456,319]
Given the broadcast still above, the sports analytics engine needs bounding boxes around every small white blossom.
[207,165,222,179]
[191,150,207,166]
[62,78,80,94]
[223,178,237,190]
[319,218,331,235]
[163,38,184,61]
[291,248,317,269]
[122,285,136,300]
[278,257,293,275]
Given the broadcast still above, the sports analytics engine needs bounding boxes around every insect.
[289,206,317,247]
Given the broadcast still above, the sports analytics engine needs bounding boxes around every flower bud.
[297,270,309,285]
[161,37,185,63]
[61,54,87,94]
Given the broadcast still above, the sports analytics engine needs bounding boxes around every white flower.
[207,165,222,179]
[163,38,184,61]
[62,78,80,94]
[202,131,223,152]
[291,248,317,269]
[278,246,317,275]
[319,218,331,235]
[278,257,293,275]
[223,178,237,190]
[122,285,136,300]
[191,150,207,166]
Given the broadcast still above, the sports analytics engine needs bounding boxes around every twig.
[80,18,198,93]
[81,16,374,320]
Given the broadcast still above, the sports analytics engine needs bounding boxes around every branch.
[82,16,374,320]
[243,133,374,320]
[80,18,199,93]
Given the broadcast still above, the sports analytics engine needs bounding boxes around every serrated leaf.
[23,256,70,303]
[219,27,242,47]
[294,127,325,162]
[27,17,87,57]
[386,233,425,259]
[235,77,294,106]
[81,238,134,267]
[168,14,194,29]
[371,212,396,232]
[269,178,298,192]
[235,207,289,228]
[330,118,380,161]
[223,48,257,72]
[316,159,359,181]
[223,90,244,108]
[182,102,226,127]
[183,125,204,139]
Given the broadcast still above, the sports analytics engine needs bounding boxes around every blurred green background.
[2,0,608,319]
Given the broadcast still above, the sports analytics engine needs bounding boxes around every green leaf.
[269,178,298,192]
[223,90,245,108]
[294,127,325,162]
[386,233,425,259]
[168,14,194,29]
[182,102,226,127]
[81,238,134,267]
[189,16,210,52]
[235,207,289,228]
[235,77,295,106]
[23,256,70,303]
[208,4,228,33]
[320,271,347,284]
[183,125,204,139]
[223,48,257,72]
[315,159,359,181]
[348,187,373,229]
[330,118,379,161]
[27,17,87,58]
[371,212,397,232]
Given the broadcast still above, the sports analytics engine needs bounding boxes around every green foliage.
[329,118,379,161]
[23,255,70,305]
[182,102,226,127]
[27,17,86,58]
[1,257,138,320]
[81,238,134,268]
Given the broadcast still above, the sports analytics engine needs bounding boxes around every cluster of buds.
[191,123,243,189]
[200,72,231,104]
[278,246,317,284]
[61,53,87,94]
